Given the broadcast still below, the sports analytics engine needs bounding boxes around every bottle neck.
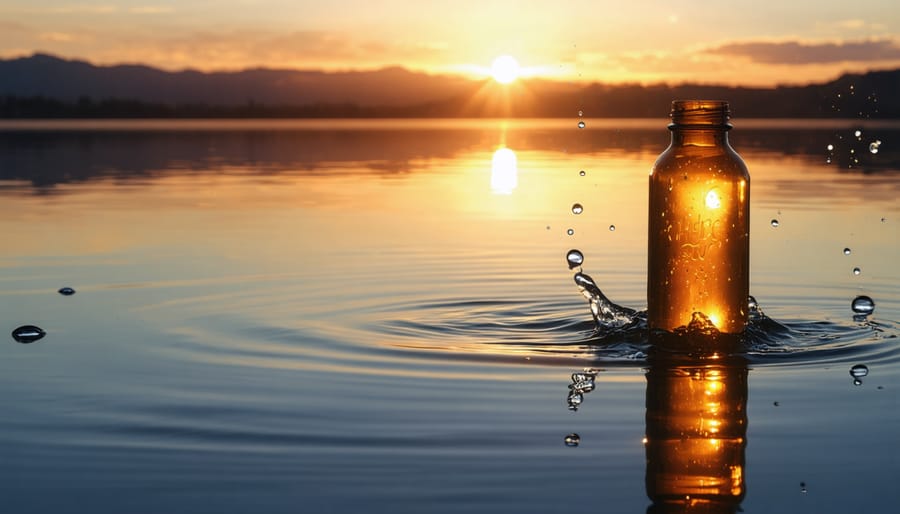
[668,100,733,148]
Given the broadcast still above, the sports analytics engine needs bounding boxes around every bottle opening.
[669,100,731,129]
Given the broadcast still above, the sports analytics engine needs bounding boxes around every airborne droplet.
[853,267,861,275]
[577,121,585,129]
[12,325,46,344]
[58,287,76,296]
[579,170,586,176]
[850,364,869,378]
[566,249,584,269]
[843,247,851,255]
[854,129,862,138]
[567,228,574,236]
[826,144,834,151]
[572,203,583,215]
[851,295,875,315]
[608,224,616,232]
[771,219,779,227]
[564,433,581,447]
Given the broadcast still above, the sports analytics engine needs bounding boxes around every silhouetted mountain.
[1,53,898,118]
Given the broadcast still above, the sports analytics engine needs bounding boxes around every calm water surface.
[1,119,898,513]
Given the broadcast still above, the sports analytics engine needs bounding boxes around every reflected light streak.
[491,147,518,194]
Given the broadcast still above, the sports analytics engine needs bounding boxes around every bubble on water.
[567,228,574,236]
[564,433,581,447]
[851,295,875,315]
[58,287,76,296]
[770,219,779,227]
[853,267,861,275]
[577,121,586,129]
[826,144,834,151]
[11,325,45,344]
[869,142,880,154]
[566,249,584,269]
[608,224,616,232]
[843,247,851,255]
[572,203,583,215]
[854,129,862,138]
[579,170,586,176]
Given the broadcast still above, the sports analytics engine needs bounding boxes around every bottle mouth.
[669,100,732,129]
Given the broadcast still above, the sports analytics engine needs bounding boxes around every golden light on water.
[490,147,518,194]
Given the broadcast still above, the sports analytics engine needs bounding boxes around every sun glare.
[491,55,520,84]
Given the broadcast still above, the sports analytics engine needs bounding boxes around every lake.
[1,118,898,513]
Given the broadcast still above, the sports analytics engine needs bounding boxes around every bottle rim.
[669,100,732,129]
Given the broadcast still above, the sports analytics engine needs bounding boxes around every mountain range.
[1,53,899,118]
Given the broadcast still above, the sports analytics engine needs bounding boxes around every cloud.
[707,38,900,64]
[129,6,176,14]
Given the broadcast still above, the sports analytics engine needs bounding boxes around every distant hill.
[1,53,898,118]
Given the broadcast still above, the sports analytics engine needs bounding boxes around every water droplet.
[851,295,875,315]
[850,364,869,381]
[800,482,808,494]
[567,391,584,410]
[578,110,583,117]
[11,325,46,344]
[564,433,581,447]
[566,249,584,269]
[881,217,887,223]
[826,144,834,151]
[579,170,586,176]
[843,247,851,255]
[770,219,779,227]
[58,287,76,296]
[567,228,574,236]
[571,203,583,215]
[854,129,862,138]
[853,267,861,275]
[571,371,596,392]
[773,401,780,407]
[869,141,880,154]
[826,158,832,164]
[577,121,585,129]
[608,224,616,232]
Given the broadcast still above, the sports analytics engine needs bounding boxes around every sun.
[491,55,520,84]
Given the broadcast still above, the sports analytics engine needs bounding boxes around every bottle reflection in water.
[645,351,748,514]
[648,100,750,334]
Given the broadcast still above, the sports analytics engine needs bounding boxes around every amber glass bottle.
[648,100,750,335]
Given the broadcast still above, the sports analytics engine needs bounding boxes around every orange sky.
[1,1,899,86]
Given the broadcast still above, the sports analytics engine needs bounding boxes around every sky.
[1,0,899,86]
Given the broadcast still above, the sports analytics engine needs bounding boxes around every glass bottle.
[648,100,750,335]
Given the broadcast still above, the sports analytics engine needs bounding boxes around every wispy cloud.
[706,37,900,64]
[129,6,175,14]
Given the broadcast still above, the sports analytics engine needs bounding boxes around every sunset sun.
[490,55,520,84]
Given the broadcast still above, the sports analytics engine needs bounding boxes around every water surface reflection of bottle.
[644,351,748,514]
[648,100,750,334]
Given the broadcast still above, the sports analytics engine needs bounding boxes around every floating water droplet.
[881,217,887,223]
[850,364,869,378]
[826,144,834,151]
[11,325,46,344]
[608,224,616,232]
[853,267,861,275]
[854,129,862,138]
[566,249,584,269]
[567,228,574,236]
[851,295,875,315]
[843,247,851,255]
[869,142,879,154]
[800,482,808,494]
[826,158,831,164]
[579,170,586,176]
[567,391,584,410]
[577,121,585,129]
[773,401,780,407]
[770,219,779,227]
[571,371,596,392]
[58,287,76,296]
[564,433,581,447]
[571,203,583,215]
[578,110,583,117]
